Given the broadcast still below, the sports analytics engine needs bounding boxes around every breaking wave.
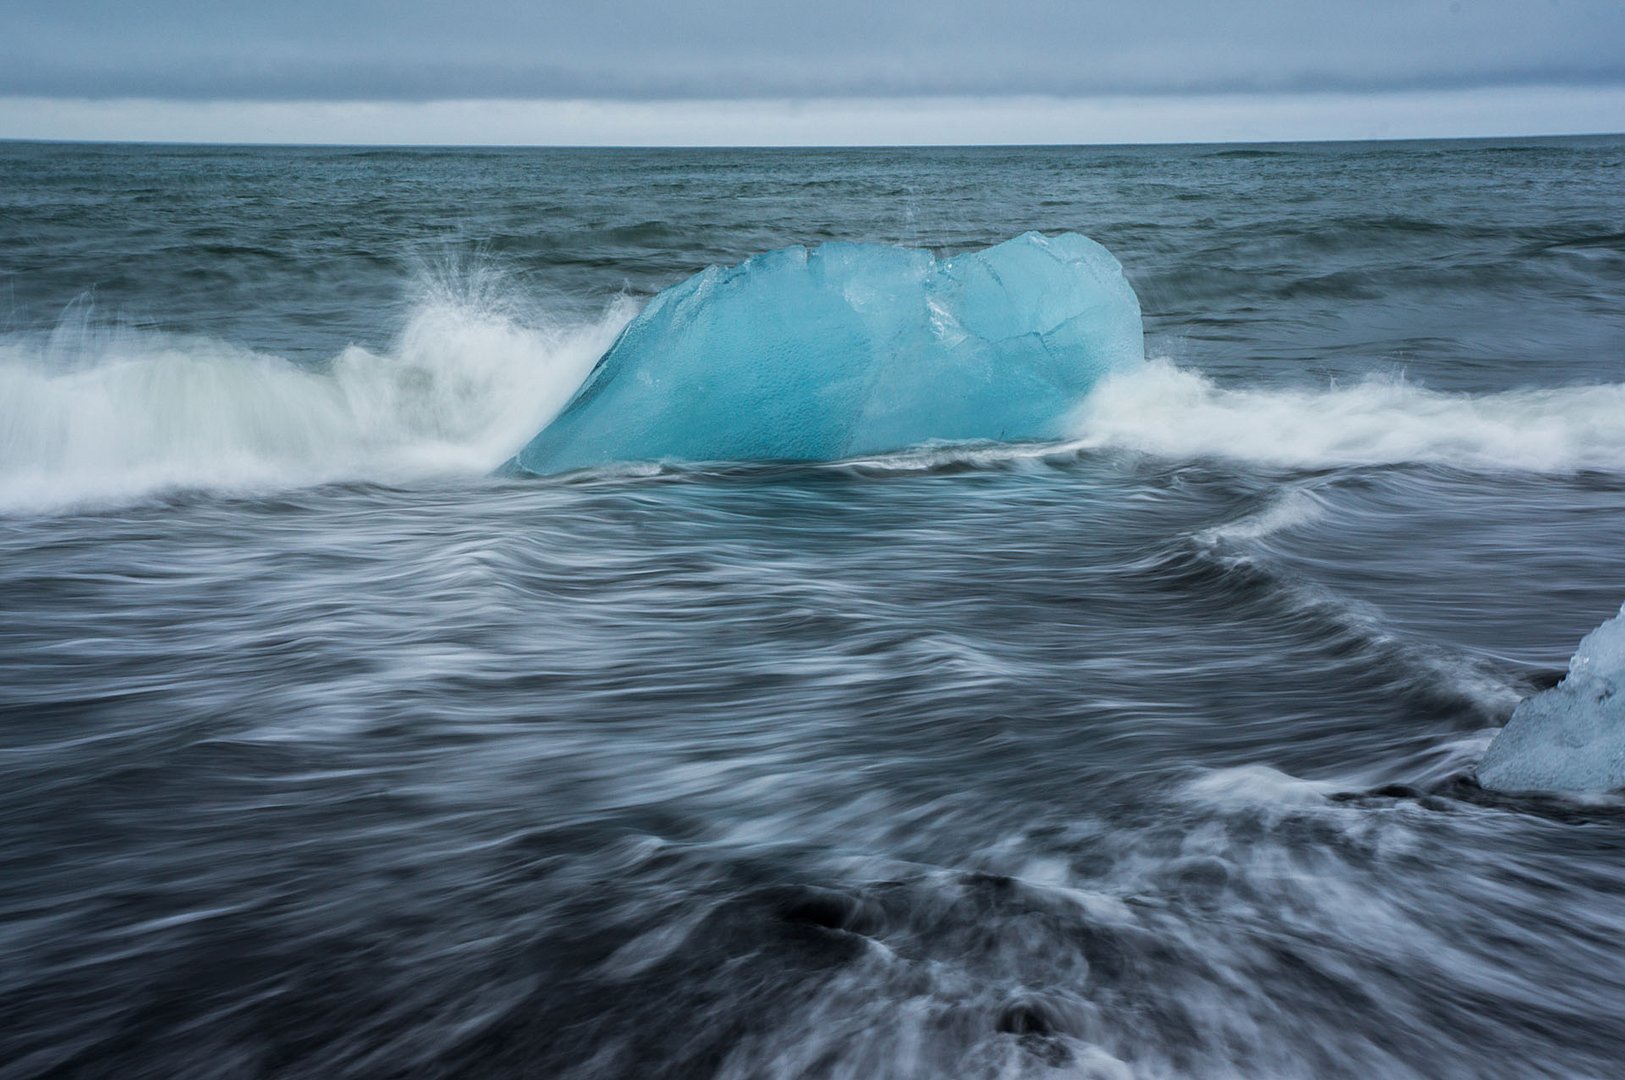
[0,292,633,512]
[1075,360,1625,473]
[5,264,1625,514]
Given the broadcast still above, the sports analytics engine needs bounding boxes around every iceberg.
[1478,603,1625,794]
[507,232,1143,475]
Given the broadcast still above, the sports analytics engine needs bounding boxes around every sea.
[2,136,1624,1079]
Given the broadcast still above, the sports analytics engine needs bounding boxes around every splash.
[0,294,632,513]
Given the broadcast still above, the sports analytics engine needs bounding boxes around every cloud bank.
[5,1,1623,143]
[9,0,1625,101]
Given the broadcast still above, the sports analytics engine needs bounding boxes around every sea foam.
[1073,360,1625,474]
[0,295,630,513]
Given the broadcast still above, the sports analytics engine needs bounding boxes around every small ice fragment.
[1478,603,1625,794]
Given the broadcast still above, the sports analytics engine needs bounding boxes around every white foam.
[1196,486,1328,544]
[1179,764,1341,808]
[1073,360,1625,473]
[0,293,632,513]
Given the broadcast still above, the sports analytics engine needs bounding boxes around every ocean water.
[2,137,1625,1078]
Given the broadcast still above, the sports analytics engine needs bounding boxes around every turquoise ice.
[1478,603,1625,794]
[508,232,1143,474]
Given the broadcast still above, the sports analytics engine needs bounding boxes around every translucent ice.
[508,232,1143,474]
[1478,603,1625,794]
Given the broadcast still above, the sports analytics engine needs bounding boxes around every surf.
[7,234,1625,514]
[1073,360,1625,474]
[0,291,632,513]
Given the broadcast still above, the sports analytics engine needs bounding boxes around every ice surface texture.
[508,232,1143,474]
[1478,603,1625,794]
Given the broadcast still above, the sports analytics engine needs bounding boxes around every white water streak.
[1075,360,1625,473]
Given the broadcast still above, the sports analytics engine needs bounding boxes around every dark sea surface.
[3,137,1625,1078]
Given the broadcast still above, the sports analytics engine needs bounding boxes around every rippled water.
[3,137,1625,1078]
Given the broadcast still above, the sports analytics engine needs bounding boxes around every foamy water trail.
[0,294,633,513]
[1075,360,1625,473]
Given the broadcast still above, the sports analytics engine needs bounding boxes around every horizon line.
[5,129,1623,152]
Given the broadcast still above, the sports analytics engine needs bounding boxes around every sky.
[3,0,1624,145]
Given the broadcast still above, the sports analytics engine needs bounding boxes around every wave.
[0,291,633,513]
[6,290,1625,515]
[1073,360,1625,473]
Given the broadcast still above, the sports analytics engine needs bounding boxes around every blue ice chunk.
[1478,603,1625,794]
[508,232,1143,474]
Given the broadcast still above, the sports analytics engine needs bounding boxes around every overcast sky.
[4,1,1624,144]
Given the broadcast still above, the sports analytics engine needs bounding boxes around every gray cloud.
[6,0,1625,102]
